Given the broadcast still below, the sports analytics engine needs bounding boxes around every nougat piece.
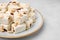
[12,23,26,33]
[8,2,20,13]
[14,11,27,24]
[26,18,33,29]
[0,13,13,25]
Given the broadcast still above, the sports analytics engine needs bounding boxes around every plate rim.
[0,9,44,38]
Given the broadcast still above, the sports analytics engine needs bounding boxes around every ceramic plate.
[0,9,43,38]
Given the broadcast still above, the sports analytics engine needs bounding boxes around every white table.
[0,0,60,40]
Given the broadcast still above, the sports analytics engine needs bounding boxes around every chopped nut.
[24,12,26,14]
[13,2,16,3]
[10,13,14,15]
[3,29,7,32]
[17,8,23,10]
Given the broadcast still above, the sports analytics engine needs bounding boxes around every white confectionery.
[26,18,33,29]
[8,4,20,12]
[2,13,10,25]
[14,24,26,33]
[14,11,28,24]
[0,0,36,33]
[14,11,23,24]
[0,11,13,25]
[0,14,8,25]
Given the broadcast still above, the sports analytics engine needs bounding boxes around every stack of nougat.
[0,0,36,33]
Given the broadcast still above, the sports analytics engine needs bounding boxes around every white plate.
[0,9,43,38]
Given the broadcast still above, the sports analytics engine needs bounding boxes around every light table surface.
[0,0,60,40]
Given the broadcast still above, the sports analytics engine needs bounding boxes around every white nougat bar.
[13,24,26,33]
[0,11,13,25]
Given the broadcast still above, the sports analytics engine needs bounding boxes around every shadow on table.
[0,21,45,40]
